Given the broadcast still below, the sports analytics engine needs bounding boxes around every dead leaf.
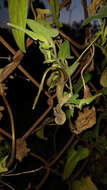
[84,85,92,98]
[88,0,102,16]
[36,8,50,19]
[72,176,98,190]
[72,106,96,134]
[0,112,3,120]
[54,93,71,125]
[16,138,30,162]
[47,0,72,10]
[54,104,66,125]
[0,106,5,111]
[60,0,72,10]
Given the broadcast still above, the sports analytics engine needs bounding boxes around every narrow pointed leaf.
[98,5,107,18]
[0,155,8,173]
[82,15,99,26]
[82,5,107,26]
[67,61,79,77]
[58,40,71,61]
[27,19,59,38]
[63,147,89,180]
[72,176,98,190]
[8,23,47,42]
[74,73,92,94]
[66,93,102,110]
[8,0,28,52]
[50,0,62,27]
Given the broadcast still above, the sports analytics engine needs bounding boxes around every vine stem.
[81,44,95,89]
[73,34,100,66]
[1,87,15,169]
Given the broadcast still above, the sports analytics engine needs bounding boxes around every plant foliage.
[8,0,28,52]
[0,0,107,189]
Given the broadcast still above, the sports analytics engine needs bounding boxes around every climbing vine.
[0,0,107,189]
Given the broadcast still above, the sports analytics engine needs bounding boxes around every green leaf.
[36,128,47,140]
[0,155,8,173]
[78,93,102,109]
[50,0,62,27]
[37,19,52,29]
[58,40,71,61]
[67,35,100,77]
[63,146,89,180]
[55,0,60,17]
[82,15,99,26]
[67,93,102,109]
[98,5,107,18]
[103,26,107,38]
[66,61,79,77]
[82,5,107,26]
[8,20,58,46]
[8,23,47,42]
[102,87,107,95]
[8,0,28,52]
[66,94,79,104]
[74,73,92,94]
[66,108,74,119]
[27,19,59,38]
[72,176,98,190]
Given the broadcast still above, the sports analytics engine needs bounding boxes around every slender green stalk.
[73,34,100,65]
[32,67,52,110]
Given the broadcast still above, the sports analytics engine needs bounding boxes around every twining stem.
[68,34,100,79]
[69,34,101,74]
[77,35,100,62]
[81,44,95,89]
